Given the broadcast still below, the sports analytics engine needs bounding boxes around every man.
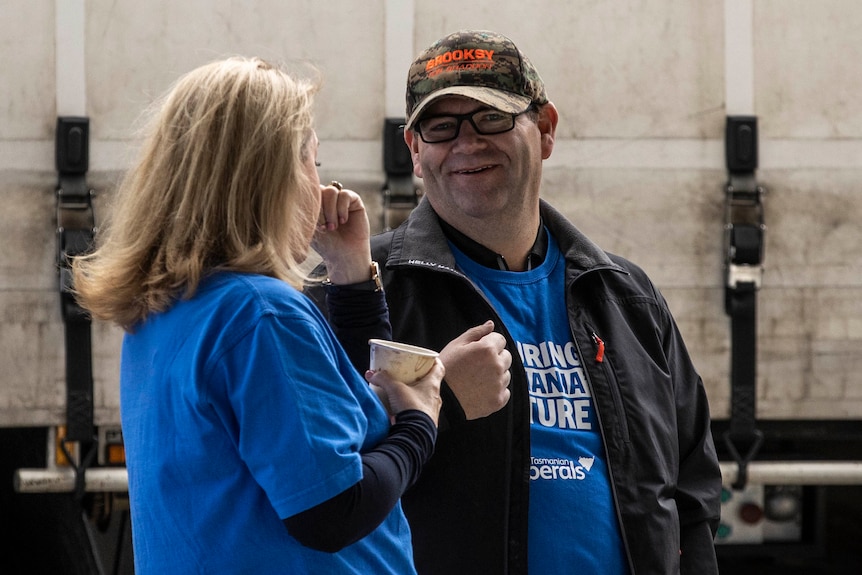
[369,30,721,574]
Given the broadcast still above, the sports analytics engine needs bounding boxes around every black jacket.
[369,198,721,575]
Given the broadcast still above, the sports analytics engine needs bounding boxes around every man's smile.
[452,164,496,175]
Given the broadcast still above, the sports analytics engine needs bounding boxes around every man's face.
[405,96,557,229]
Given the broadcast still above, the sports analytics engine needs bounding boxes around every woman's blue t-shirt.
[120,272,416,574]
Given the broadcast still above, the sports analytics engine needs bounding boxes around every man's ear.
[403,128,423,178]
[537,102,559,160]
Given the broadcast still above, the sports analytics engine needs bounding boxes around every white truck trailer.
[2,1,860,573]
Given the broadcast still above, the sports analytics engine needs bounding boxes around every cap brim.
[405,86,532,130]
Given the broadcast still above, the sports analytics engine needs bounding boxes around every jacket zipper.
[581,329,636,573]
[587,331,629,441]
[591,332,605,363]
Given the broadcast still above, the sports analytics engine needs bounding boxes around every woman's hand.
[311,182,373,284]
[366,359,445,426]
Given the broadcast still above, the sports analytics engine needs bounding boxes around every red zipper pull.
[592,333,605,363]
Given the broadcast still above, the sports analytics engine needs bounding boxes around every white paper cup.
[368,339,439,384]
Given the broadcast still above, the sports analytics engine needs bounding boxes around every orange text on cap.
[426,49,495,71]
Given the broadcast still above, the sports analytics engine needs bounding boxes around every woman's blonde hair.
[72,57,320,331]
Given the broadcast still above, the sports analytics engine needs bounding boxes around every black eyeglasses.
[415,108,530,143]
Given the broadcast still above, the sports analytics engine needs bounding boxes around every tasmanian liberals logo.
[530,456,594,481]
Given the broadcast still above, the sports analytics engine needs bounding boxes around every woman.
[72,57,442,574]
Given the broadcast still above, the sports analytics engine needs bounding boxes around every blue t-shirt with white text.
[451,232,629,574]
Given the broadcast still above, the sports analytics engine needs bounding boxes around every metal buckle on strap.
[57,180,94,323]
[724,180,765,291]
[727,263,763,290]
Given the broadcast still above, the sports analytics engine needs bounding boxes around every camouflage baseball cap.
[405,30,548,130]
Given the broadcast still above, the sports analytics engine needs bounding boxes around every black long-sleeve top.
[285,286,436,552]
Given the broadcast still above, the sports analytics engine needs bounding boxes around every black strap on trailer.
[381,119,420,230]
[56,116,98,500]
[722,116,765,490]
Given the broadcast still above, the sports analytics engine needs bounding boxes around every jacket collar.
[437,216,547,271]
[382,198,461,273]
[383,197,625,277]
